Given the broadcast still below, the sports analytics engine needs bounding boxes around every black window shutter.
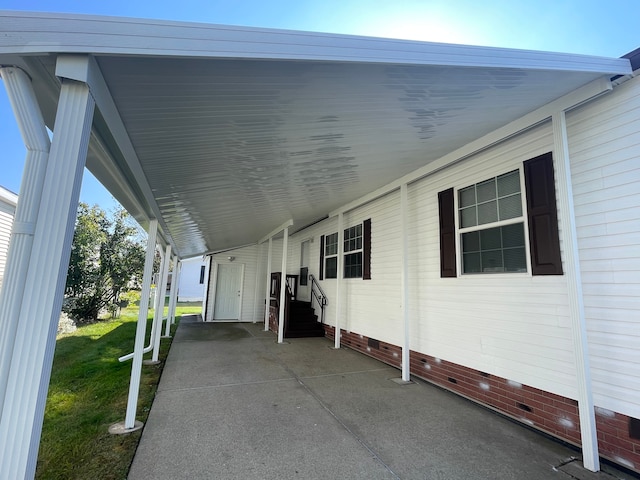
[319,235,325,280]
[524,152,563,275]
[363,218,372,280]
[438,188,456,278]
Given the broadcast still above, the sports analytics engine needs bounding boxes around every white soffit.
[0,11,632,258]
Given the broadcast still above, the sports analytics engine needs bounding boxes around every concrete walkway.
[128,319,634,480]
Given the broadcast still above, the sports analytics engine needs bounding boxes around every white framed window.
[457,169,528,274]
[343,224,363,278]
[324,232,338,279]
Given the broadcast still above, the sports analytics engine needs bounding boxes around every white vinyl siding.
[406,121,578,399]
[566,74,640,418]
[207,244,264,322]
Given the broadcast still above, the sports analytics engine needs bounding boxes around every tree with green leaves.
[65,203,146,322]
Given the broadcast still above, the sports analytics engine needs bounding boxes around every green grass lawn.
[35,303,202,480]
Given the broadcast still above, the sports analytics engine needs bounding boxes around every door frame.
[207,261,245,322]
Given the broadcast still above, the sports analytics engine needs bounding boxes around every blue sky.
[2,0,639,210]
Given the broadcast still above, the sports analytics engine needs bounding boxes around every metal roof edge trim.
[0,10,631,75]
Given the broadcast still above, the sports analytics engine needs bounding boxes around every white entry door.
[213,263,243,320]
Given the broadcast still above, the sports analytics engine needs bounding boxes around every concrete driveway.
[128,319,634,480]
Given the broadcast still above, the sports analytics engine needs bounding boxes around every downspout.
[0,67,51,416]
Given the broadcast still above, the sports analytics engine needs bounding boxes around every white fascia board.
[330,76,613,217]
[0,11,631,75]
[55,54,174,252]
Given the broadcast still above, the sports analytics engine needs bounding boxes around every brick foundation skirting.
[323,324,640,474]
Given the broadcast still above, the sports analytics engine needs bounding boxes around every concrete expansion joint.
[268,351,402,480]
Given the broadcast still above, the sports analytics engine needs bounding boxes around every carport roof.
[0,11,632,258]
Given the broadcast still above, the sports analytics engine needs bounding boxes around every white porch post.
[0,67,51,417]
[264,237,273,331]
[0,76,94,480]
[201,256,211,320]
[552,111,599,472]
[151,245,171,361]
[253,243,263,323]
[400,184,411,382]
[112,219,158,433]
[277,227,289,344]
[166,258,180,330]
[334,213,343,349]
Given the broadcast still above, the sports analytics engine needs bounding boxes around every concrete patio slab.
[128,321,636,480]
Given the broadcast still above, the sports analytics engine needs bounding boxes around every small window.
[324,232,338,279]
[343,224,363,278]
[199,265,206,284]
[458,170,527,274]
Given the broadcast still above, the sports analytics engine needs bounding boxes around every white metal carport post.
[170,260,182,324]
[110,219,158,434]
[151,244,171,362]
[277,227,289,344]
[334,213,343,349]
[165,257,179,334]
[0,67,51,417]
[552,111,600,472]
[400,184,411,382]
[0,73,95,480]
[264,237,273,331]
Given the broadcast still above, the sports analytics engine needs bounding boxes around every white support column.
[552,111,599,472]
[264,237,273,331]
[0,67,51,418]
[400,184,411,382]
[110,219,158,434]
[334,213,343,349]
[0,77,94,480]
[253,243,263,323]
[166,259,180,329]
[201,257,211,321]
[277,228,289,344]
[150,244,171,363]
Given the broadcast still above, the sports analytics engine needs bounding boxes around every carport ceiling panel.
[98,56,601,254]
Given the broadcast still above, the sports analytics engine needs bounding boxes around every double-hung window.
[319,218,372,280]
[458,169,527,273]
[343,224,363,278]
[323,233,338,279]
[438,152,563,277]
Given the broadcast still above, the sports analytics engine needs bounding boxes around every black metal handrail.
[309,274,327,324]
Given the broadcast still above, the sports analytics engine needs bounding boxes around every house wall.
[177,256,207,302]
[209,75,640,472]
[206,244,265,322]
[566,74,640,420]
[0,188,17,291]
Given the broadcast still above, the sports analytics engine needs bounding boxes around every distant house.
[0,186,17,291]
[177,256,208,302]
[0,12,638,479]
